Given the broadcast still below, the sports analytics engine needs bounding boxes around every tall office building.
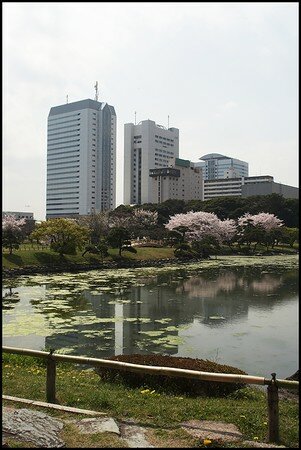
[124,120,179,205]
[195,153,248,180]
[46,99,116,219]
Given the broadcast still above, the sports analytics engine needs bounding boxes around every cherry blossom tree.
[237,212,283,251]
[238,212,283,231]
[133,209,158,228]
[216,218,237,247]
[2,215,26,254]
[165,211,237,245]
[109,208,158,239]
[78,211,110,244]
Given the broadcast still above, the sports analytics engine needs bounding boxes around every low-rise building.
[241,178,299,199]
[203,176,298,200]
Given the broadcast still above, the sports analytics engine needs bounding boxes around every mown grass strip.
[2,353,299,448]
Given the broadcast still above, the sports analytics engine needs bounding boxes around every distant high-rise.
[46,99,116,219]
[124,120,179,205]
[195,153,248,180]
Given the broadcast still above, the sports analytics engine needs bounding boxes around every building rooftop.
[49,99,116,116]
[199,153,230,161]
[175,158,191,167]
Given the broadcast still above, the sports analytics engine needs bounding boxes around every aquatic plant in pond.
[2,255,298,378]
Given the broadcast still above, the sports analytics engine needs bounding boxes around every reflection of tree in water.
[175,268,297,301]
[176,272,237,298]
[30,285,93,321]
[249,275,282,293]
[5,266,298,357]
[2,287,20,310]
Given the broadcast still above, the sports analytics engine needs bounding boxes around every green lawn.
[2,243,298,270]
[2,246,176,269]
[2,353,299,448]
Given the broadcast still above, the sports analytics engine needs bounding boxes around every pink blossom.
[238,212,283,231]
[165,211,237,244]
[2,214,26,231]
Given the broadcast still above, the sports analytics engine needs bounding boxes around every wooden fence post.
[267,372,279,444]
[46,349,56,404]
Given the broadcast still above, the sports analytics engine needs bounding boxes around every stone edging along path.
[3,405,288,448]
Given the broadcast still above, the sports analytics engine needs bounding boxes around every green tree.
[191,236,221,259]
[107,227,137,256]
[280,227,299,248]
[30,219,89,256]
[172,225,189,243]
[174,242,196,259]
[82,239,109,259]
[236,220,265,253]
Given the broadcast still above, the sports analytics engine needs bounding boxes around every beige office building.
[149,158,203,204]
[124,120,179,205]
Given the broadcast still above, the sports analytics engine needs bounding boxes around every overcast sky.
[3,2,298,220]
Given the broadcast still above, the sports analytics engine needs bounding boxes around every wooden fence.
[2,346,299,444]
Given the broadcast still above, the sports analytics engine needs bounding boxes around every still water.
[2,256,299,379]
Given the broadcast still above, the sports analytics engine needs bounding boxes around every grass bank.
[2,244,298,271]
[2,246,175,270]
[2,353,299,448]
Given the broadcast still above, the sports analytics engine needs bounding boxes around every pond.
[2,255,299,379]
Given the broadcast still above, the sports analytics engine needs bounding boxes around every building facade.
[195,153,248,180]
[149,158,203,204]
[2,211,34,220]
[46,99,116,219]
[203,175,298,200]
[241,179,299,199]
[124,120,179,205]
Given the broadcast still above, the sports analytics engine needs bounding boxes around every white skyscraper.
[46,99,116,219]
[124,120,179,205]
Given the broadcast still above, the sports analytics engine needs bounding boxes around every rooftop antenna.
[94,81,99,102]
[168,115,170,129]
[134,111,137,125]
[66,95,69,104]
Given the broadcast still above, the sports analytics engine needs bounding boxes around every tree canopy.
[30,218,89,256]
[2,215,26,254]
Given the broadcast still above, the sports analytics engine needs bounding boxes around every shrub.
[95,354,247,397]
[174,243,196,259]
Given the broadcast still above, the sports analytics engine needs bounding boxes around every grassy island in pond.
[2,243,298,273]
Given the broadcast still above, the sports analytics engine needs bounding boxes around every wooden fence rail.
[2,346,299,444]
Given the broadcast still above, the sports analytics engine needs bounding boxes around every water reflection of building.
[122,287,180,356]
[46,290,116,358]
[39,268,299,356]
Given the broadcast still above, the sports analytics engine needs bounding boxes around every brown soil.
[277,370,299,402]
[95,354,247,397]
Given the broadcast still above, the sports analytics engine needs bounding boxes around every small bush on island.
[174,242,197,259]
[95,354,247,397]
